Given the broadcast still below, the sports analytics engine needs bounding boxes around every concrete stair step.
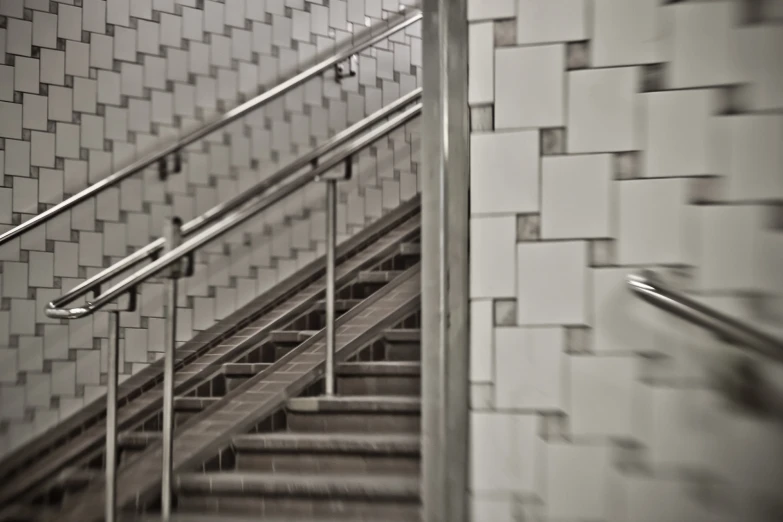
[124,514,416,522]
[311,299,364,312]
[337,362,421,396]
[227,432,420,474]
[337,361,421,377]
[221,362,272,377]
[231,432,420,454]
[175,471,419,499]
[119,432,162,449]
[174,396,221,412]
[356,270,406,283]
[286,396,420,414]
[382,329,420,343]
[173,472,420,519]
[268,330,320,343]
[283,396,420,434]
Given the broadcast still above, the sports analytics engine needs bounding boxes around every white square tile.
[90,34,114,69]
[495,44,565,129]
[617,178,694,265]
[541,154,614,239]
[668,1,741,89]
[567,67,641,153]
[495,327,565,410]
[694,205,765,292]
[41,49,64,85]
[32,11,58,49]
[7,19,32,56]
[592,0,664,67]
[0,102,22,139]
[58,4,83,41]
[22,94,47,130]
[14,57,40,93]
[542,443,610,519]
[470,216,517,299]
[82,0,106,34]
[642,90,715,178]
[468,22,493,105]
[471,495,517,522]
[590,268,660,354]
[470,130,539,215]
[48,86,73,122]
[30,131,55,167]
[5,139,31,177]
[0,65,13,101]
[712,115,783,201]
[468,0,514,21]
[569,355,636,436]
[470,299,494,382]
[517,0,587,44]
[471,412,538,493]
[634,386,718,469]
[737,26,783,112]
[56,123,80,159]
[107,0,130,26]
[516,241,588,325]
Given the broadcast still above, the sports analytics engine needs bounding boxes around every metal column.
[105,310,121,522]
[324,178,338,396]
[161,217,183,520]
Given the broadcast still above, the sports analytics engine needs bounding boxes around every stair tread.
[124,514,414,522]
[222,362,272,376]
[382,329,420,342]
[119,431,161,446]
[337,361,421,376]
[286,395,421,413]
[232,432,420,453]
[175,471,420,498]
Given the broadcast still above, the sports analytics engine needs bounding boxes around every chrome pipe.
[627,270,783,364]
[46,89,422,313]
[324,179,338,396]
[105,311,120,522]
[45,103,422,320]
[0,11,421,247]
[161,218,183,521]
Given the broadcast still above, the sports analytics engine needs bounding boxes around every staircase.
[0,202,423,522]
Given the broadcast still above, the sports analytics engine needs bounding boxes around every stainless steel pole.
[105,310,120,522]
[161,217,182,520]
[324,179,337,396]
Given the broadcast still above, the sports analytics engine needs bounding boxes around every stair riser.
[175,496,420,519]
[285,413,420,434]
[234,453,420,474]
[337,376,420,396]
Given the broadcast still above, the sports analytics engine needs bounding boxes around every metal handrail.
[46,102,422,320]
[627,270,783,364]
[47,88,422,312]
[0,9,422,246]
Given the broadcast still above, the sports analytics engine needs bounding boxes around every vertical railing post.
[161,217,183,520]
[323,156,352,396]
[324,177,338,396]
[105,310,121,522]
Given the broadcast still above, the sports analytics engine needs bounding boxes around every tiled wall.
[0,0,421,455]
[467,0,783,521]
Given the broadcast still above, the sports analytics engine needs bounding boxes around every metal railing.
[627,270,783,364]
[47,94,420,522]
[0,9,422,247]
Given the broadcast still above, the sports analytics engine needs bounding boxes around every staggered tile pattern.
[468,1,783,521]
[0,0,422,455]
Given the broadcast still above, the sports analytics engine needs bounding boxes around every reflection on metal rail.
[44,97,421,521]
[627,270,783,364]
[0,9,422,247]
